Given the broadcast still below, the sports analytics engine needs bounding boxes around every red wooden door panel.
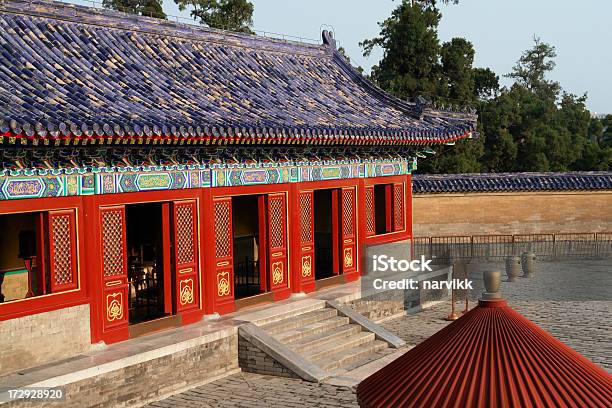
[99,206,129,331]
[298,191,315,282]
[393,183,405,232]
[213,197,234,303]
[365,186,375,237]
[172,200,200,313]
[267,193,288,290]
[48,209,78,293]
[340,187,357,274]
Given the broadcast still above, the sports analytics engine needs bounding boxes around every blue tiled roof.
[412,172,612,193]
[0,0,476,144]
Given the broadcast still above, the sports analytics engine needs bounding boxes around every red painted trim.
[384,184,393,233]
[258,195,268,292]
[162,203,173,315]
[331,189,340,275]
[35,212,47,295]
[201,188,215,315]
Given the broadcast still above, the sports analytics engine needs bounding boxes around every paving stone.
[149,260,610,407]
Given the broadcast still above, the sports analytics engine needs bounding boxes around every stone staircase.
[258,303,398,376]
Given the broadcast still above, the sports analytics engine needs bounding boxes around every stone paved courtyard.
[149,259,611,408]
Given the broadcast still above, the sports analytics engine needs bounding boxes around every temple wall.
[412,191,612,236]
[0,304,92,376]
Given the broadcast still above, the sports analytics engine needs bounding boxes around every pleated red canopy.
[356,298,612,408]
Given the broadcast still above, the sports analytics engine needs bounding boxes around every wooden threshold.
[315,274,346,291]
[128,314,182,339]
[234,291,274,311]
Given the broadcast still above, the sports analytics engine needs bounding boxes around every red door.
[298,191,315,283]
[392,183,405,232]
[340,187,357,274]
[213,197,234,307]
[48,209,79,293]
[172,200,199,313]
[267,193,288,290]
[99,206,129,333]
[364,185,375,237]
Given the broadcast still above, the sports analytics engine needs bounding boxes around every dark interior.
[374,184,389,235]
[314,189,334,279]
[126,203,165,324]
[232,195,264,299]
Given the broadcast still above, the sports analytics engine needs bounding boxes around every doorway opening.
[126,203,167,324]
[314,189,336,280]
[232,195,265,299]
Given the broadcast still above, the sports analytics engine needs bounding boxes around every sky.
[69,0,611,114]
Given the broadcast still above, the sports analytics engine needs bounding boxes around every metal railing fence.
[413,233,612,261]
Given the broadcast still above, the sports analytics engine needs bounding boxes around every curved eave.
[0,130,473,146]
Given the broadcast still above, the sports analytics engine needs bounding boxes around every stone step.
[303,332,375,361]
[286,323,362,352]
[274,316,350,343]
[262,308,338,335]
[245,300,327,326]
[314,340,389,372]
[331,347,397,376]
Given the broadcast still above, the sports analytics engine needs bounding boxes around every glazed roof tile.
[412,172,612,193]
[0,0,476,145]
[357,299,612,407]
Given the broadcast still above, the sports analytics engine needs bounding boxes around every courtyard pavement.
[148,259,611,408]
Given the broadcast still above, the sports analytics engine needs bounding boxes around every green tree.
[360,1,444,101]
[175,0,254,33]
[440,37,475,104]
[102,0,166,19]
[506,36,560,100]
[472,67,499,101]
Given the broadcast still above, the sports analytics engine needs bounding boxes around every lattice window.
[365,187,375,235]
[214,200,231,258]
[50,214,73,286]
[300,193,313,244]
[394,184,404,231]
[176,204,195,264]
[102,209,125,277]
[342,189,354,236]
[269,195,285,249]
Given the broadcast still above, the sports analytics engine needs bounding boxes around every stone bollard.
[505,255,521,282]
[481,270,502,300]
[521,252,536,278]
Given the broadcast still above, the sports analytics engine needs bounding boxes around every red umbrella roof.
[357,298,612,408]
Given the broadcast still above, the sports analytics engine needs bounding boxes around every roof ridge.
[0,0,327,57]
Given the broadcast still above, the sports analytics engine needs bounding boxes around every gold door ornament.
[106,292,123,322]
[179,279,194,305]
[301,255,312,277]
[272,261,284,285]
[217,272,230,296]
[344,248,353,268]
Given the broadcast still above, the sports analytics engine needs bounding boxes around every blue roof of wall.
[412,172,612,193]
[0,0,476,145]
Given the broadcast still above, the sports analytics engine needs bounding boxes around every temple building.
[0,0,475,360]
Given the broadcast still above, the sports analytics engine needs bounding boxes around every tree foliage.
[362,1,608,172]
[102,0,166,19]
[174,0,254,33]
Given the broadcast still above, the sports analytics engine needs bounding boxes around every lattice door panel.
[365,186,375,236]
[299,191,314,281]
[340,187,357,274]
[393,183,405,232]
[48,209,78,292]
[172,200,199,312]
[213,197,233,302]
[267,193,288,289]
[100,206,129,330]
